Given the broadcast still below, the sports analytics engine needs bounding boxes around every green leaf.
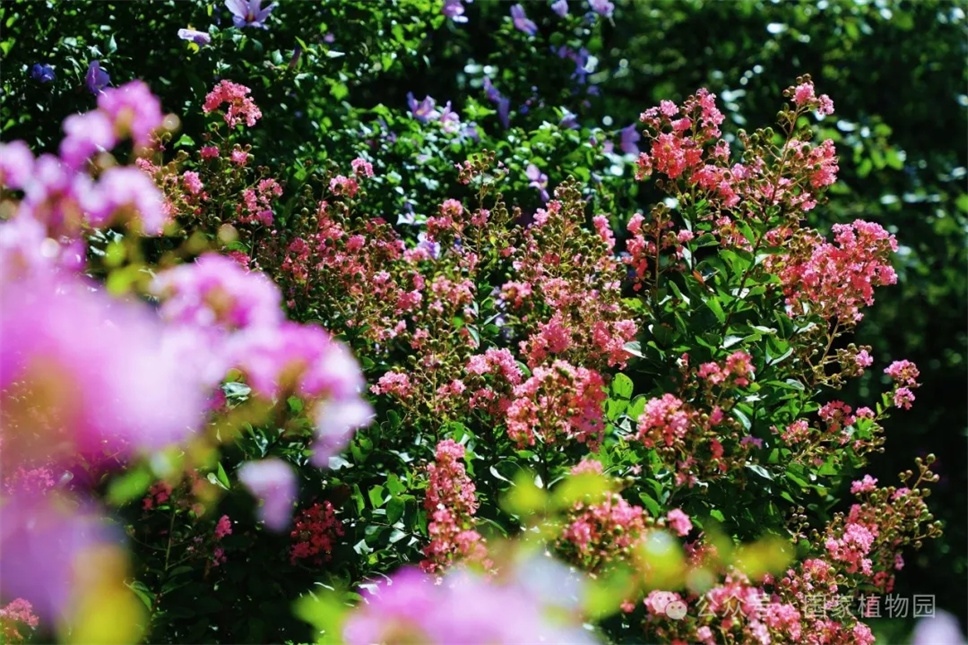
[746,464,774,481]
[368,485,385,509]
[387,497,405,524]
[611,373,634,399]
[216,462,231,489]
[106,467,153,506]
[705,296,726,323]
[638,492,661,516]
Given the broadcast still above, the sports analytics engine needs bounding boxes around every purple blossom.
[442,0,468,23]
[0,493,120,622]
[588,0,614,17]
[510,4,538,36]
[526,163,550,202]
[551,0,569,16]
[620,123,641,155]
[407,92,439,123]
[84,60,110,95]
[438,101,461,133]
[559,107,579,130]
[238,459,298,531]
[482,76,501,103]
[496,97,511,129]
[177,28,212,45]
[416,231,441,259]
[224,0,277,29]
[30,63,55,83]
[483,78,511,129]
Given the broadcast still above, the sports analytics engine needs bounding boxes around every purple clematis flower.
[620,123,641,155]
[406,92,438,123]
[225,0,277,29]
[551,0,569,16]
[438,101,461,134]
[443,0,468,23]
[177,28,212,45]
[510,4,538,36]
[559,108,579,130]
[30,63,55,83]
[482,77,511,129]
[588,0,614,17]
[85,60,110,95]
[416,232,441,260]
[526,164,550,202]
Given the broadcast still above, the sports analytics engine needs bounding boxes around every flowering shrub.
[1,1,963,643]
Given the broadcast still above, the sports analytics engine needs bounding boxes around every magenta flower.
[86,166,167,234]
[238,459,298,531]
[311,397,375,467]
[97,80,164,148]
[177,28,212,45]
[911,610,966,645]
[510,4,538,36]
[0,141,35,190]
[0,270,209,465]
[59,110,115,168]
[203,80,262,128]
[225,0,276,29]
[152,253,284,333]
[84,60,110,95]
[230,321,368,404]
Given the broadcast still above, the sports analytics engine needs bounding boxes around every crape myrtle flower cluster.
[421,439,488,572]
[0,67,945,644]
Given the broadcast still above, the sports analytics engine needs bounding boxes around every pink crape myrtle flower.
[203,80,262,128]
[666,509,693,537]
[0,598,40,642]
[238,458,298,532]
